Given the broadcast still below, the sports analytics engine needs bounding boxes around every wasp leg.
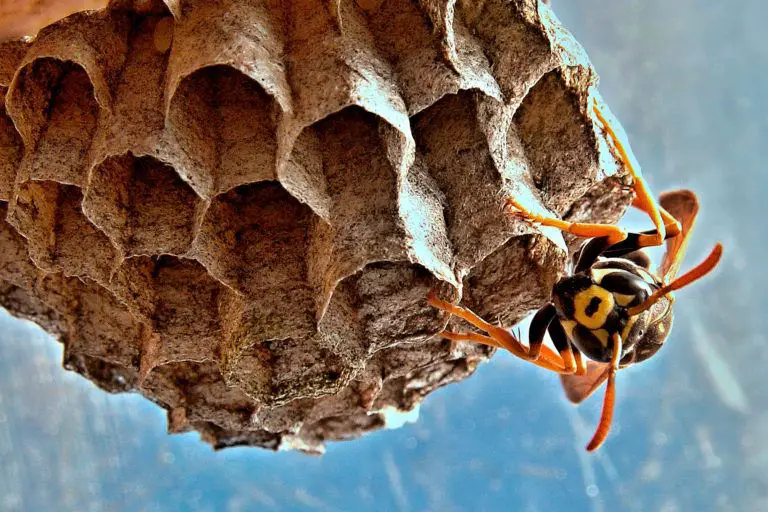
[505,197,628,246]
[572,346,587,376]
[528,304,557,360]
[439,330,568,374]
[547,318,579,374]
[632,195,682,240]
[427,291,527,357]
[427,291,569,374]
[592,102,667,248]
[585,332,623,452]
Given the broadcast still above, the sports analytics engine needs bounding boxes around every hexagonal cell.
[322,262,446,356]
[193,181,316,339]
[140,361,256,433]
[0,90,23,201]
[458,0,553,103]
[367,337,454,381]
[0,203,39,289]
[307,107,412,315]
[313,106,403,252]
[412,91,512,272]
[111,255,225,369]
[461,234,566,327]
[513,70,600,214]
[360,0,464,113]
[49,276,147,371]
[221,332,356,407]
[195,181,310,294]
[373,357,481,413]
[8,181,120,284]
[252,380,379,434]
[84,153,202,255]
[9,58,100,185]
[168,64,279,197]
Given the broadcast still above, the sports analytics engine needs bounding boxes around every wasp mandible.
[427,99,723,451]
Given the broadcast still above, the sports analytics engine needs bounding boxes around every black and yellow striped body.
[551,258,673,364]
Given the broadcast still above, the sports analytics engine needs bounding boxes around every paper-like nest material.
[0,0,632,452]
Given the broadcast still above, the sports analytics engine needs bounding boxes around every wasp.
[427,100,723,451]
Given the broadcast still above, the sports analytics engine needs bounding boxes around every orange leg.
[585,332,623,452]
[439,330,570,374]
[546,314,579,375]
[632,196,682,249]
[632,196,682,240]
[505,197,628,246]
[592,102,667,247]
[427,291,571,374]
[573,348,587,377]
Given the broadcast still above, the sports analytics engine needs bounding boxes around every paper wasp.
[427,100,723,451]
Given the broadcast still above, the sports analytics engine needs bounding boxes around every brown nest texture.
[0,0,632,452]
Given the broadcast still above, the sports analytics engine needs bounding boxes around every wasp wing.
[658,189,700,281]
[560,361,610,404]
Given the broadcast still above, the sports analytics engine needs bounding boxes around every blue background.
[1,1,764,510]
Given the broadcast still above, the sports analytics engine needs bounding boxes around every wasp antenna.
[585,333,622,452]
[628,242,723,316]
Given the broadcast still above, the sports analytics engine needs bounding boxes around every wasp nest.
[0,0,632,452]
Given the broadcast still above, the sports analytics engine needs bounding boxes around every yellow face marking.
[574,286,615,330]
[592,328,610,346]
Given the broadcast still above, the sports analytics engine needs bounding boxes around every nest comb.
[0,0,633,453]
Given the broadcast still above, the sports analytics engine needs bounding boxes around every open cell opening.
[63,277,145,370]
[195,181,317,341]
[412,91,509,271]
[460,1,552,101]
[0,202,39,289]
[312,107,399,231]
[84,153,201,255]
[142,361,255,432]
[461,234,566,327]
[9,181,119,284]
[326,262,446,355]
[168,65,279,197]
[0,89,23,201]
[10,58,99,186]
[306,106,408,321]
[198,181,312,293]
[114,255,224,368]
[266,337,352,407]
[513,70,597,214]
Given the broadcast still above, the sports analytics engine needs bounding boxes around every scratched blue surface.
[1,1,764,510]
